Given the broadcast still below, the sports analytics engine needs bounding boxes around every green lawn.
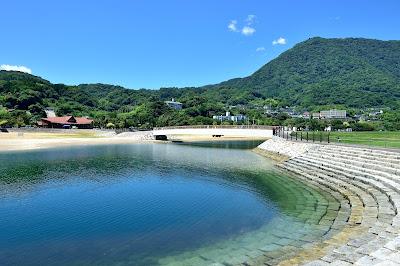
[290,131,400,149]
[328,131,400,149]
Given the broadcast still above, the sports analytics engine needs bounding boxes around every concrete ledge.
[253,147,290,163]
[153,128,273,138]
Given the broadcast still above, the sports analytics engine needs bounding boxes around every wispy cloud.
[228,15,257,36]
[242,26,256,36]
[228,20,238,32]
[272,37,287,45]
[256,47,266,52]
[0,64,32,74]
[246,15,256,25]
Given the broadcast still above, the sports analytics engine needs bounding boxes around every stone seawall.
[255,138,400,265]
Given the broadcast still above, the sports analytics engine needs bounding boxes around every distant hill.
[1,37,400,127]
[214,37,400,108]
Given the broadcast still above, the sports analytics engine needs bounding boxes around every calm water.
[173,139,266,149]
[0,141,332,265]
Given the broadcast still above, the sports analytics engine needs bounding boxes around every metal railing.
[273,127,331,143]
[272,127,400,150]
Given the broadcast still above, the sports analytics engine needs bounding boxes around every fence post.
[313,132,315,142]
[301,132,303,141]
[296,132,298,141]
[328,132,330,143]
[320,132,322,143]
[290,132,292,141]
[306,132,309,142]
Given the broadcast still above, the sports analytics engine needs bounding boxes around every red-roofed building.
[39,116,94,129]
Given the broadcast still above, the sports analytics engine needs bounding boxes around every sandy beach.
[0,130,267,152]
[0,130,152,152]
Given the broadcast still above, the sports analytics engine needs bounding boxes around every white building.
[303,112,311,119]
[320,109,347,119]
[164,98,183,110]
[44,108,56,118]
[213,112,247,122]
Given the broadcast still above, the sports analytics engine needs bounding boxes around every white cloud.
[256,47,266,52]
[228,20,238,32]
[228,15,257,36]
[246,15,256,25]
[242,26,256,36]
[0,64,32,74]
[272,37,287,45]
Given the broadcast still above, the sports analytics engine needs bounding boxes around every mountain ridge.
[212,37,400,107]
[1,36,400,127]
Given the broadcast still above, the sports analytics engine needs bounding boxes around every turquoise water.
[0,142,335,265]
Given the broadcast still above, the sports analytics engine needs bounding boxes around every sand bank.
[0,131,152,152]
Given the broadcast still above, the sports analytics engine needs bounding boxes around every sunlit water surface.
[0,141,331,265]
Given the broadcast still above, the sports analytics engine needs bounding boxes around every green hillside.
[1,37,400,128]
[216,37,400,108]
[0,71,222,128]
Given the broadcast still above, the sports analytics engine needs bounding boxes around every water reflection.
[0,143,334,265]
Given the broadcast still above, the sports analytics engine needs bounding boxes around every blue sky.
[1,0,399,89]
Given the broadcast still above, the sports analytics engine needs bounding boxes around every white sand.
[0,131,153,152]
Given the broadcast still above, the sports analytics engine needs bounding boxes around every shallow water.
[0,142,335,265]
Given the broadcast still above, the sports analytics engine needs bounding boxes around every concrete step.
[289,157,399,219]
[293,157,398,214]
[281,163,364,223]
[303,152,400,183]
[281,160,400,265]
[315,149,400,165]
[306,150,400,173]
[320,145,400,160]
[320,143,400,155]
[286,160,394,216]
[280,162,393,242]
[295,155,400,200]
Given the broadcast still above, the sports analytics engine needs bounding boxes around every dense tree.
[1,37,400,129]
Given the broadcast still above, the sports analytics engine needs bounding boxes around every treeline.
[1,37,400,129]
[0,71,226,128]
[1,70,400,130]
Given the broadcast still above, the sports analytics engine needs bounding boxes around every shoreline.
[0,137,151,152]
[0,132,267,152]
[0,131,153,152]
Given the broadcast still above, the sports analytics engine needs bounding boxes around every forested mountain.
[1,37,400,128]
[214,37,400,107]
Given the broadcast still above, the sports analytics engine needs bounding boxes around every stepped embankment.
[256,137,400,265]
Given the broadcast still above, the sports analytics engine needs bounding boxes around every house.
[212,112,247,122]
[320,109,347,119]
[303,112,311,119]
[312,112,321,119]
[39,116,94,129]
[165,98,183,110]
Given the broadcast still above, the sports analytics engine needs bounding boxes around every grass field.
[290,131,400,149]
[328,131,400,149]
